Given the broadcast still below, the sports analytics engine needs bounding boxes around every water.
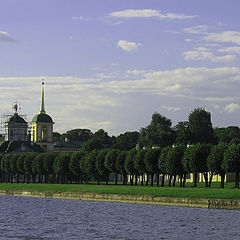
[0,195,240,240]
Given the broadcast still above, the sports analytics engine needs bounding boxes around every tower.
[31,81,54,152]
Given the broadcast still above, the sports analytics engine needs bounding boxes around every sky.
[0,0,240,136]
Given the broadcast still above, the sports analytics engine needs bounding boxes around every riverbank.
[1,188,240,210]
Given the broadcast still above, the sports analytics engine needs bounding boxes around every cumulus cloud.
[117,40,142,52]
[0,31,15,42]
[183,47,236,62]
[110,9,196,20]
[203,31,240,45]
[224,103,240,113]
[162,105,181,112]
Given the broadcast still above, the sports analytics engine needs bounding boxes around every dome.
[32,113,53,123]
[8,113,27,124]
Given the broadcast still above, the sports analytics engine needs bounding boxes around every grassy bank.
[0,182,239,199]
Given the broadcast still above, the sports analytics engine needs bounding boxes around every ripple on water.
[0,195,240,239]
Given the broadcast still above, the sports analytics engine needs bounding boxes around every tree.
[138,112,175,148]
[104,149,119,185]
[32,153,45,183]
[53,132,61,142]
[166,145,186,187]
[81,138,103,152]
[96,149,110,185]
[188,108,216,144]
[84,150,100,184]
[124,149,138,185]
[174,121,190,145]
[43,152,58,183]
[158,146,171,187]
[93,129,111,146]
[61,129,93,142]
[188,143,212,187]
[134,149,147,186]
[222,144,240,188]
[69,151,84,183]
[144,148,161,186]
[113,131,139,150]
[214,126,240,144]
[116,150,128,185]
[207,143,228,188]
[16,154,25,183]
[1,155,11,183]
[10,155,19,183]
[24,153,37,183]
[53,153,71,183]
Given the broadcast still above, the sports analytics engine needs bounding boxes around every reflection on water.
[0,195,239,239]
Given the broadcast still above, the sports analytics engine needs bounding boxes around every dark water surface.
[0,195,239,240]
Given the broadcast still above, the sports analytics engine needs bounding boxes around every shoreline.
[1,189,240,210]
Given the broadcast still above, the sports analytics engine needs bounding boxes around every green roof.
[32,113,53,123]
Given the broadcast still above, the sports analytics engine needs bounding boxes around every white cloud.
[184,25,210,34]
[218,46,240,54]
[162,105,181,112]
[183,47,236,62]
[203,31,240,45]
[0,31,15,42]
[224,103,240,113]
[72,16,91,21]
[117,40,142,52]
[110,9,196,20]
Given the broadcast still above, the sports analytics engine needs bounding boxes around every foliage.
[53,153,71,176]
[84,150,99,179]
[113,131,139,150]
[32,153,45,175]
[104,149,119,173]
[61,128,93,142]
[81,138,103,152]
[116,150,128,175]
[138,112,175,148]
[166,145,186,176]
[124,149,138,175]
[144,148,161,174]
[214,126,240,144]
[158,146,171,174]
[188,108,216,144]
[134,149,147,175]
[93,129,111,145]
[95,149,109,178]
[174,121,190,145]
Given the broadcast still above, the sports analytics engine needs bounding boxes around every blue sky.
[1,0,240,135]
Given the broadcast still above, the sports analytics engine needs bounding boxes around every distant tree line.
[1,107,240,188]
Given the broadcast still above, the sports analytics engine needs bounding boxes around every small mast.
[40,79,46,114]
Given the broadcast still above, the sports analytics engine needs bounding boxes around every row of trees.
[1,142,240,188]
[54,108,240,152]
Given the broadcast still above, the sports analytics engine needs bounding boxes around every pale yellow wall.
[31,122,53,143]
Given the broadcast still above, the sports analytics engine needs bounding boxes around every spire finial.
[40,79,45,114]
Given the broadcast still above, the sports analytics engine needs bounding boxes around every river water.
[0,195,239,240]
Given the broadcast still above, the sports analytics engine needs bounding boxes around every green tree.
[124,149,138,185]
[166,145,186,187]
[158,146,171,187]
[53,153,71,183]
[10,155,19,183]
[1,155,11,183]
[134,149,147,186]
[16,154,25,183]
[174,121,190,145]
[144,148,161,186]
[116,150,128,185]
[214,126,240,144]
[61,128,93,142]
[43,152,58,183]
[24,153,37,183]
[96,149,110,185]
[113,131,139,150]
[93,129,111,146]
[222,144,240,188]
[207,143,228,188]
[188,143,212,187]
[32,153,45,183]
[69,150,84,183]
[104,149,119,185]
[139,112,175,148]
[81,138,103,152]
[188,108,216,144]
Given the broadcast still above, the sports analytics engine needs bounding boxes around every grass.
[0,182,240,199]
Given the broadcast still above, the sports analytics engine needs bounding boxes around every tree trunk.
[146,174,149,186]
[161,174,165,187]
[220,173,225,188]
[141,173,144,186]
[193,172,197,187]
[203,172,208,187]
[156,174,159,187]
[151,174,154,186]
[180,174,183,187]
[173,175,176,187]
[235,172,239,189]
[183,173,186,187]
[135,175,138,185]
[130,175,134,185]
[115,173,118,185]
[168,175,172,186]
[208,173,213,187]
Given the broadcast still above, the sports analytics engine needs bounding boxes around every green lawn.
[0,182,240,199]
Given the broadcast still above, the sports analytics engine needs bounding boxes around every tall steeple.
[40,80,45,114]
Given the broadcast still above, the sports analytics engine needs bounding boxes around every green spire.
[40,80,46,114]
